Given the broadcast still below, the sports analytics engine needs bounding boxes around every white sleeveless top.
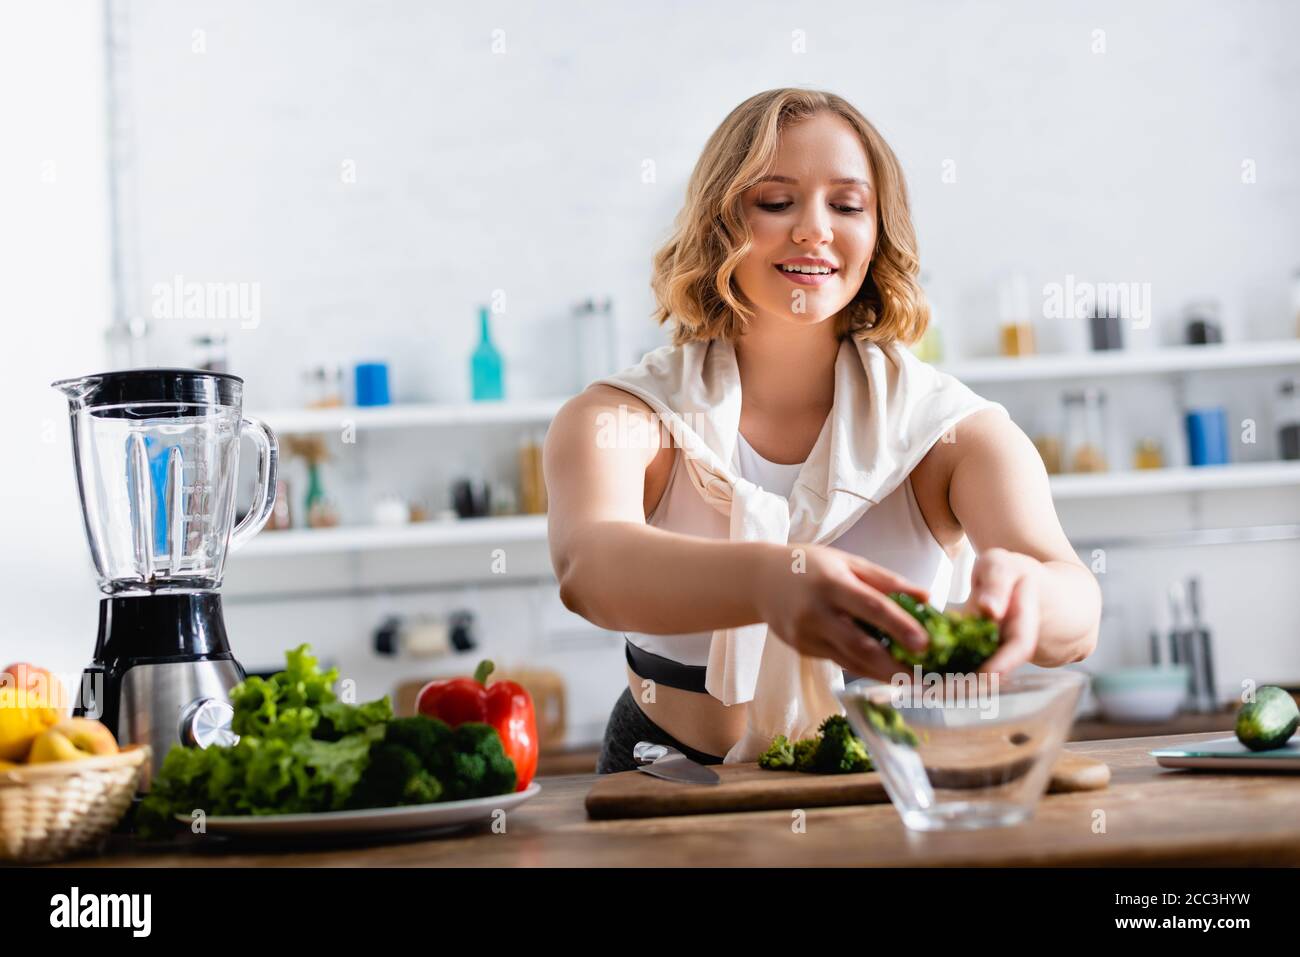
[625,431,972,666]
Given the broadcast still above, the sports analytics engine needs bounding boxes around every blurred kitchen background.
[3,0,1299,768]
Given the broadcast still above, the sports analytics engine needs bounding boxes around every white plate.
[177,783,541,837]
[1151,736,1300,771]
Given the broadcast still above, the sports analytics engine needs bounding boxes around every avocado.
[1234,686,1300,752]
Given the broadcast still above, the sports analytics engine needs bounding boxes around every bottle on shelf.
[266,478,294,531]
[1276,379,1300,460]
[518,429,548,514]
[1089,304,1124,351]
[996,272,1035,357]
[191,332,229,373]
[471,305,505,401]
[283,434,340,528]
[572,296,618,390]
[911,271,944,363]
[304,461,340,528]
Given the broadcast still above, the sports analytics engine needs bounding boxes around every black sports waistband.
[625,636,858,694]
[624,638,710,693]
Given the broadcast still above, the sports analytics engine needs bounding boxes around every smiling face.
[734,111,877,332]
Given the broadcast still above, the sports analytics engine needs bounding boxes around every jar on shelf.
[190,333,229,374]
[1133,438,1164,470]
[1062,388,1109,473]
[302,364,345,408]
[1034,435,1063,474]
[1031,407,1063,475]
[490,481,519,516]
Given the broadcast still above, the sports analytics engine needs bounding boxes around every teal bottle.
[471,305,504,401]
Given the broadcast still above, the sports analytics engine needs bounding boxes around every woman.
[544,88,1101,774]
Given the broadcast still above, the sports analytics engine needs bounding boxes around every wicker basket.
[0,746,149,864]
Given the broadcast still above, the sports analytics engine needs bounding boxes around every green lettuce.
[136,644,392,837]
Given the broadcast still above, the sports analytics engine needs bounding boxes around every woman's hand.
[941,407,1101,669]
[754,542,932,681]
[962,547,1043,675]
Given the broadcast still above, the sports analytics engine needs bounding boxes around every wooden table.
[1068,709,1237,742]
[536,708,1242,776]
[55,732,1300,867]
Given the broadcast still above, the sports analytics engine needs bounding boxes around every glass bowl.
[837,670,1086,831]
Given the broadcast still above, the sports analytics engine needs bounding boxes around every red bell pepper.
[415,660,538,791]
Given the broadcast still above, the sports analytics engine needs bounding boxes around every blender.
[53,369,278,784]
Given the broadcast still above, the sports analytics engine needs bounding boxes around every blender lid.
[53,368,244,409]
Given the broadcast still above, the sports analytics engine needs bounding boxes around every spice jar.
[1063,389,1109,473]
[1133,438,1164,470]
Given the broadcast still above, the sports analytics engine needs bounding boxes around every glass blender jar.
[53,369,278,785]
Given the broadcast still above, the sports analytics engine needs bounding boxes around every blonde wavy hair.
[651,88,929,346]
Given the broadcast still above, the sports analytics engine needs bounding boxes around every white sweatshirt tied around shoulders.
[596,333,1005,763]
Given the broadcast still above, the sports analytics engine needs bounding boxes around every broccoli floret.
[853,592,1000,674]
[944,612,1001,673]
[445,722,517,800]
[347,715,516,808]
[811,714,873,773]
[346,716,456,810]
[756,716,874,775]
[757,734,796,770]
[792,737,819,773]
[345,740,444,809]
[385,714,455,764]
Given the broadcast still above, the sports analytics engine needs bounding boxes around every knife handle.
[634,741,671,764]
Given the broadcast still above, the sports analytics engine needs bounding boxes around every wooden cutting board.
[585,750,1109,820]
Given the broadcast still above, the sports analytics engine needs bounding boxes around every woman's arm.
[942,408,1102,672]
[544,385,930,672]
[545,385,772,634]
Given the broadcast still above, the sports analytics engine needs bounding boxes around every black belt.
[624,639,710,694]
[625,637,857,694]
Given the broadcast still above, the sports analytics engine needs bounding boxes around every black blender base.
[81,593,243,759]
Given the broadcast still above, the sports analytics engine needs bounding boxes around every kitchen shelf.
[240,514,549,557]
[1049,460,1300,499]
[250,396,569,434]
[247,342,1300,436]
[937,339,1300,384]
[236,464,1298,558]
